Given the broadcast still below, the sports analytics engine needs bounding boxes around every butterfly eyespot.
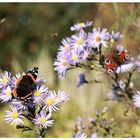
[116,50,121,55]
[107,69,113,74]
[105,59,111,65]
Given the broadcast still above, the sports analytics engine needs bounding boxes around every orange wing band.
[27,73,36,83]
[13,88,17,97]
[16,76,23,86]
[20,92,33,100]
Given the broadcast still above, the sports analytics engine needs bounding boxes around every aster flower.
[33,111,54,128]
[5,105,24,125]
[70,49,82,65]
[12,99,27,111]
[54,90,69,105]
[74,131,87,138]
[75,117,85,130]
[110,31,122,42]
[54,53,71,79]
[87,28,110,50]
[77,73,87,88]
[115,62,134,73]
[0,86,12,102]
[43,91,59,113]
[102,118,107,126]
[33,85,48,105]
[81,48,93,60]
[133,91,140,108]
[70,21,93,31]
[135,55,140,72]
[59,37,71,54]
[0,71,12,88]
[71,30,87,52]
[36,78,46,88]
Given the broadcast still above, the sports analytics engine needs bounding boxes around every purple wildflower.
[43,91,59,113]
[36,78,46,88]
[70,49,82,65]
[0,71,13,88]
[54,90,69,105]
[33,85,48,105]
[74,131,87,138]
[54,53,71,79]
[110,31,122,42]
[33,111,54,128]
[81,48,93,60]
[71,30,87,52]
[0,86,12,102]
[59,37,71,54]
[5,105,24,125]
[116,62,134,73]
[12,99,27,111]
[70,21,93,31]
[76,117,85,130]
[88,28,110,50]
[77,73,87,88]
[102,118,107,126]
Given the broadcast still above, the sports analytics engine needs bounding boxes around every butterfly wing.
[15,75,36,100]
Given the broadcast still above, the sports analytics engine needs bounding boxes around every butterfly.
[104,48,130,74]
[12,67,38,100]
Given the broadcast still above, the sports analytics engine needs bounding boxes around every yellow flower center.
[95,36,102,42]
[2,77,8,84]
[110,38,114,43]
[34,90,41,97]
[80,22,85,27]
[84,52,88,57]
[12,112,19,118]
[47,99,53,105]
[91,64,95,68]
[72,55,78,60]
[62,60,68,67]
[40,118,46,124]
[77,39,82,45]
[6,90,11,96]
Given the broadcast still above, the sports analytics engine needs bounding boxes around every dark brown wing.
[16,75,36,99]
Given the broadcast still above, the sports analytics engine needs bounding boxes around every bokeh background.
[0,3,140,137]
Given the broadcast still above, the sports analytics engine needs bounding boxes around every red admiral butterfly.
[12,67,38,100]
[105,46,130,74]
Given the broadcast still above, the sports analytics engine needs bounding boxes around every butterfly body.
[13,67,38,100]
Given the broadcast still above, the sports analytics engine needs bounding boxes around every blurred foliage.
[0,3,140,138]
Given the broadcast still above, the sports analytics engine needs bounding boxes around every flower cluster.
[54,21,136,80]
[0,70,69,137]
[73,106,122,138]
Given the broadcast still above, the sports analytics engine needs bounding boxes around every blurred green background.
[0,3,140,137]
